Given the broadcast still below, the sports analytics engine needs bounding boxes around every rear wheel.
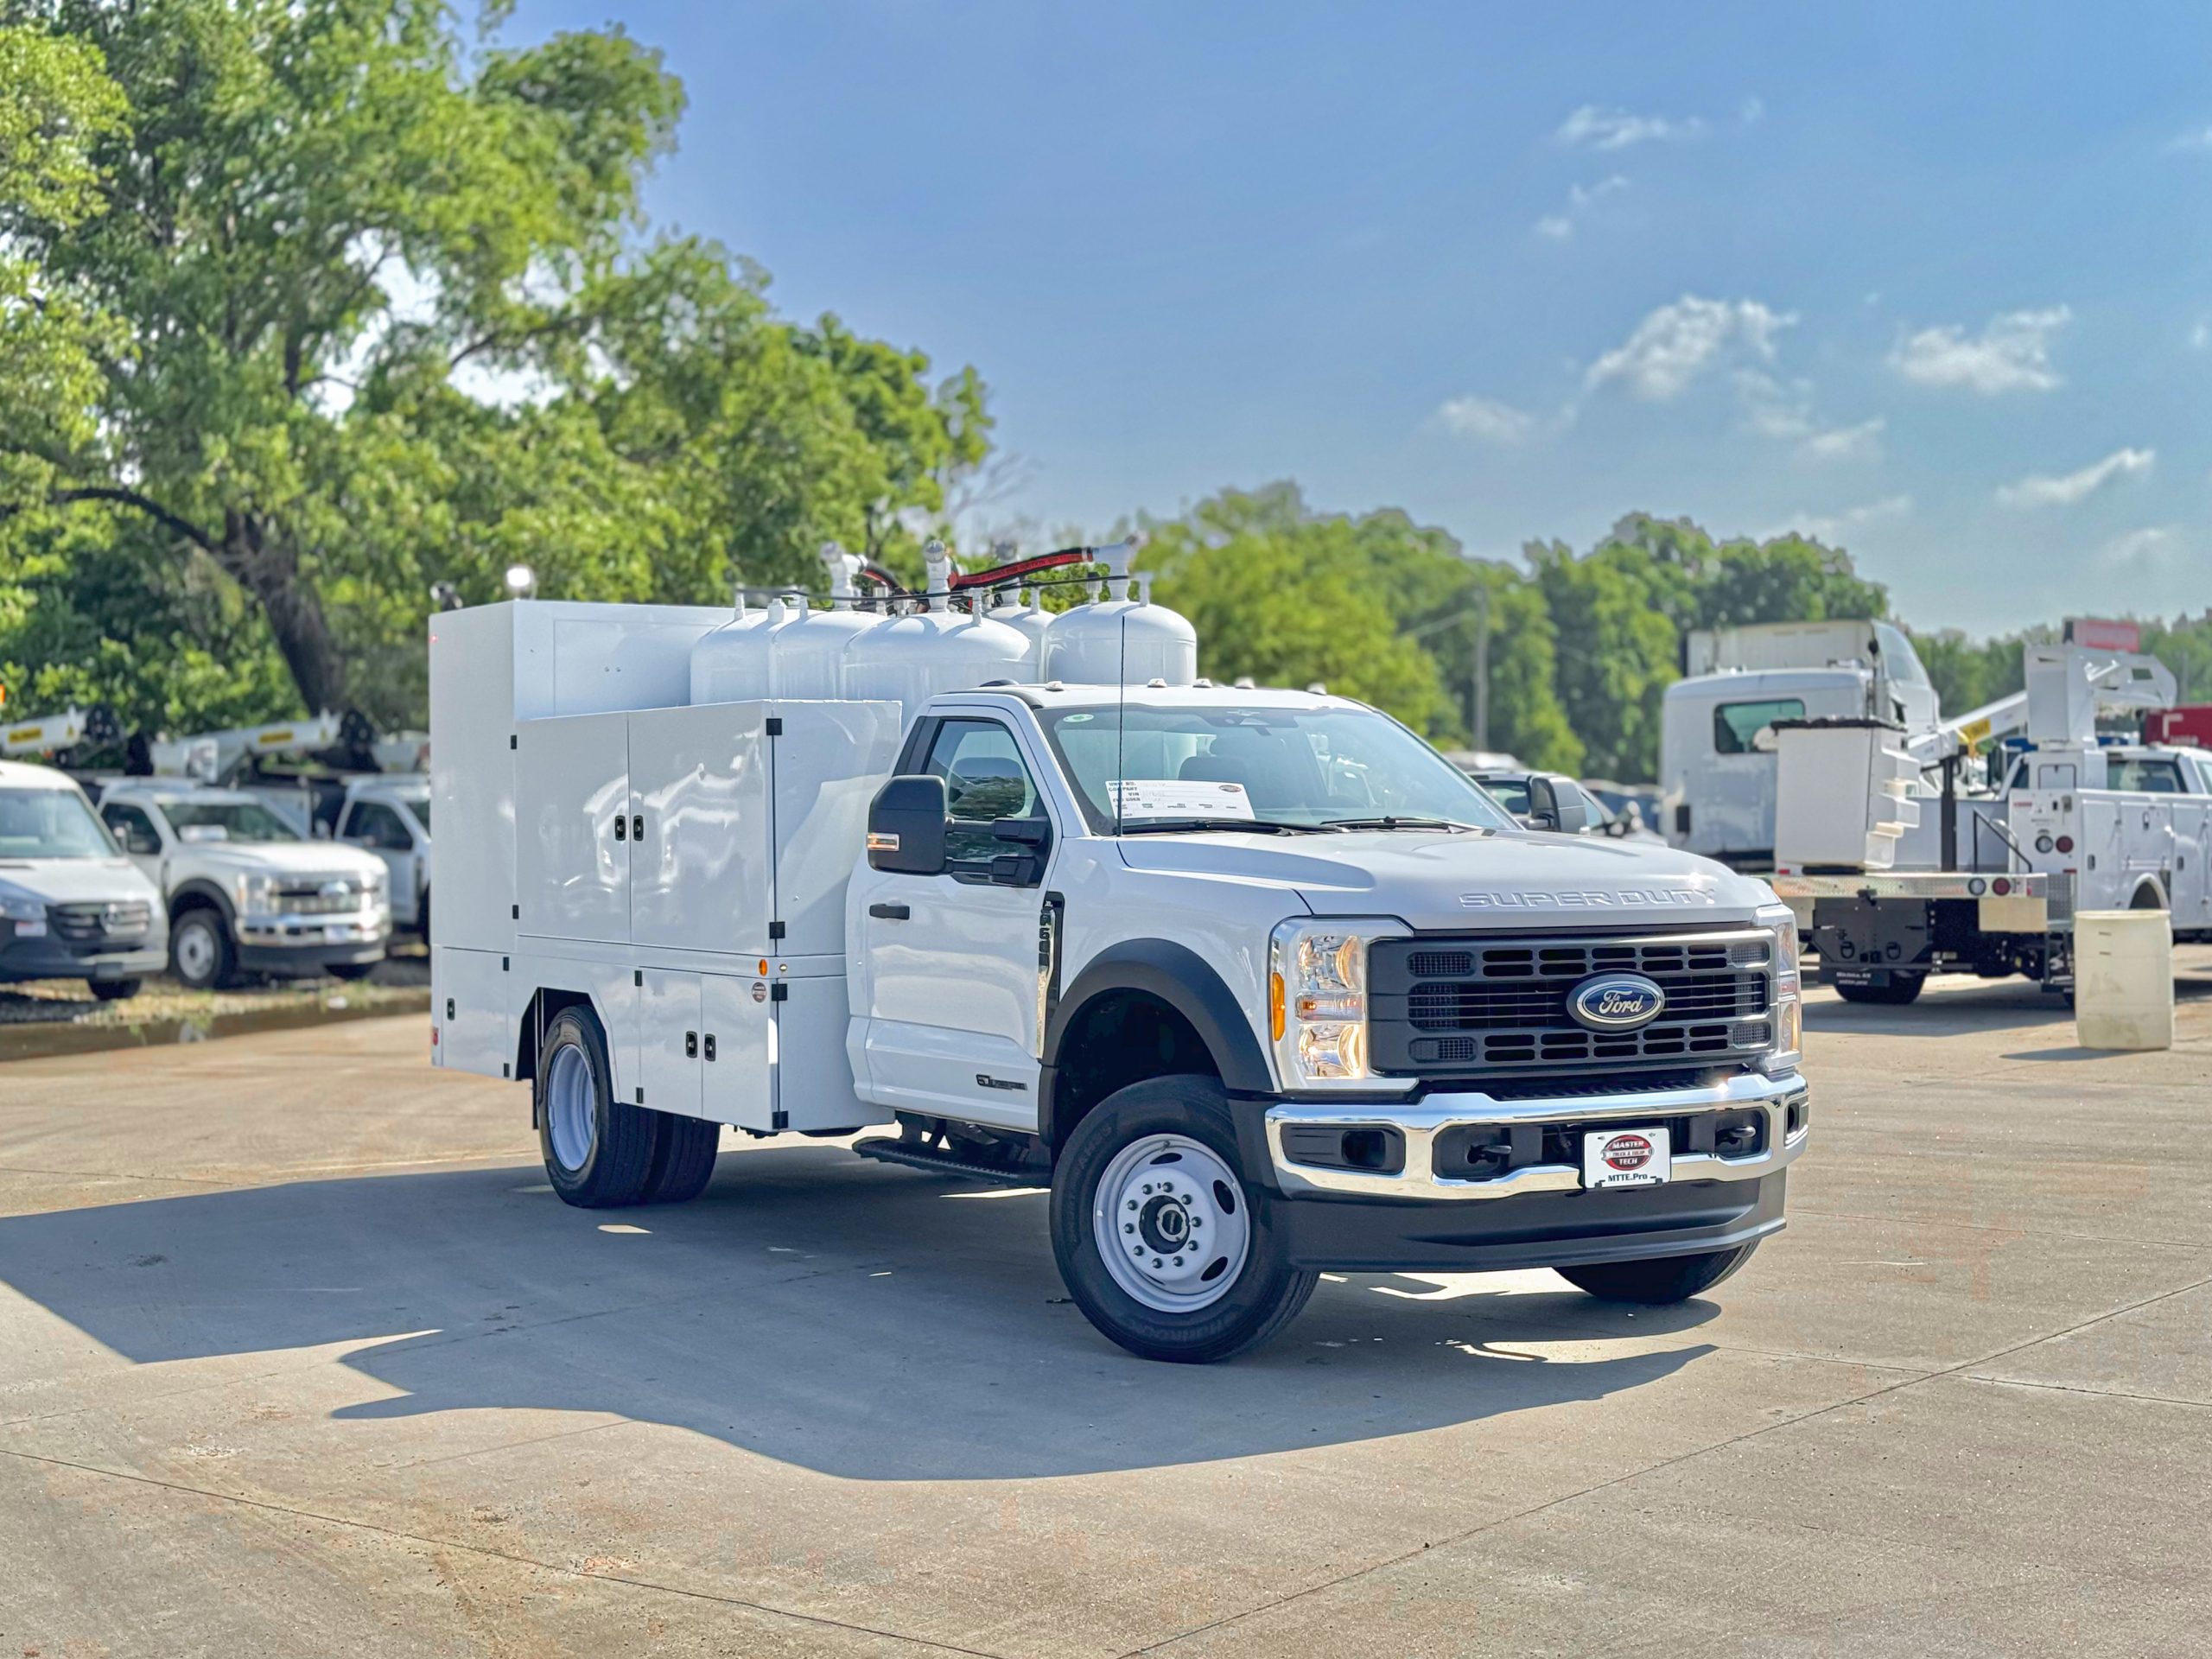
[641,1113,720,1204]
[537,1007,658,1207]
[88,978,142,1002]
[169,909,236,991]
[1556,1242,1759,1305]
[1051,1075,1316,1363]
[1835,972,1923,1005]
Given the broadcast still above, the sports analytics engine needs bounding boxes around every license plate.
[326,923,353,942]
[1584,1125,1670,1190]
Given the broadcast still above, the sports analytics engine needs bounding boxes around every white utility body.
[431,542,1808,1362]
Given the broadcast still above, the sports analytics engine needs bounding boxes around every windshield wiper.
[1320,816,1485,833]
[1117,817,1328,836]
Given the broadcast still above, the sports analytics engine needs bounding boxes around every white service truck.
[96,781,391,988]
[1767,640,2205,1001]
[429,544,1809,1362]
[1661,620,1942,870]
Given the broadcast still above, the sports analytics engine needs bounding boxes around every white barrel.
[2074,909,2174,1051]
[766,595,880,699]
[690,594,776,705]
[1042,576,1197,687]
[984,590,1052,675]
[841,607,1031,728]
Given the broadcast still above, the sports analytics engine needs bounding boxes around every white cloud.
[1802,417,1886,461]
[1435,394,1539,443]
[1535,174,1629,241]
[1554,105,1706,151]
[2097,525,2180,570]
[1890,306,2070,394]
[2168,126,2212,152]
[1771,495,1913,544]
[1995,447,2156,508]
[2191,318,2210,350]
[1586,296,1796,400]
[1740,96,1765,125]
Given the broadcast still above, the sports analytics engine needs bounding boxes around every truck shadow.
[0,1148,1717,1480]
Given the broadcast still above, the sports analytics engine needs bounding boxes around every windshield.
[403,794,429,832]
[159,799,302,843]
[0,788,118,859]
[1039,705,1516,833]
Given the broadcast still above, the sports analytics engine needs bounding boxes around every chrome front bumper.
[1266,1070,1808,1201]
[237,908,390,946]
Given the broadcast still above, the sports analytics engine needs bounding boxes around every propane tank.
[1040,537,1197,687]
[765,543,884,699]
[841,539,1030,727]
[690,589,778,705]
[983,587,1053,675]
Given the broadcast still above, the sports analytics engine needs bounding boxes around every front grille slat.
[49,900,153,943]
[1370,926,1775,1077]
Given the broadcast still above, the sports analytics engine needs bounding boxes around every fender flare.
[168,879,237,925]
[2126,874,2170,911]
[1042,938,1276,1150]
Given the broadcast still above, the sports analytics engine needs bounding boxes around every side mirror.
[988,816,1052,887]
[868,775,949,875]
[1529,778,1592,834]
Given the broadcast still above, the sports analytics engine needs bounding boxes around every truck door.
[852,715,1052,1130]
[340,801,420,927]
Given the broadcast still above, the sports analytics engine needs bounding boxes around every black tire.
[88,978,142,1002]
[417,890,429,944]
[1556,1242,1760,1305]
[1835,972,1924,1006]
[1050,1074,1317,1363]
[535,1007,658,1208]
[641,1112,720,1205]
[169,908,237,991]
[326,960,377,982]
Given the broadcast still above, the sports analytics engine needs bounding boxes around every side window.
[2110,760,2183,794]
[103,803,162,856]
[346,802,411,849]
[1713,698,1807,756]
[922,719,1040,867]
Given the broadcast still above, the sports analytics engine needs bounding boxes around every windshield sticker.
[1108,779,1255,820]
[175,823,231,842]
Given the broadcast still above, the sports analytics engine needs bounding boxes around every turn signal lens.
[1268,971,1286,1041]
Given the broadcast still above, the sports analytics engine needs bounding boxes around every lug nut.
[1123,1223,1134,1234]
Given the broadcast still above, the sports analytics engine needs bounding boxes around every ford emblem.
[1568,973,1666,1032]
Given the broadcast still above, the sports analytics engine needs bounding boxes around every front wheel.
[1555,1242,1759,1305]
[169,910,236,991]
[326,960,377,982]
[1050,1075,1316,1363]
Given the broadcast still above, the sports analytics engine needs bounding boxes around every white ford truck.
[430,571,1808,1363]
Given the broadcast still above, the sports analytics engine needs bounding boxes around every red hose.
[945,546,1097,591]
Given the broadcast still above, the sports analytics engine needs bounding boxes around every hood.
[173,840,386,880]
[0,858,164,906]
[1116,830,1774,930]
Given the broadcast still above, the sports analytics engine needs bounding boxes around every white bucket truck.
[430,542,1809,1362]
[1768,629,2208,1002]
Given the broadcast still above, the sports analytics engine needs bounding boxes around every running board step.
[850,1136,1050,1187]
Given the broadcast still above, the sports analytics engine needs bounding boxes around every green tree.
[1135,484,1581,766]
[0,0,989,730]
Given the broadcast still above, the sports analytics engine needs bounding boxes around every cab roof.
[0,760,81,791]
[944,683,1359,715]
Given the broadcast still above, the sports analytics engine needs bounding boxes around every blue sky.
[512,1,2212,635]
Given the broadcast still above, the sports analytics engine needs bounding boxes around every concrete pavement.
[3,966,2208,1656]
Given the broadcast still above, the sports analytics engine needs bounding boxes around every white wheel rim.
[545,1045,595,1172]
[1092,1132,1251,1313]
[175,922,215,982]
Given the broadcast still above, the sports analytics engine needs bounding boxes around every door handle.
[632,813,644,842]
[703,1033,716,1061]
[613,816,626,842]
[868,902,911,920]
[684,1030,697,1058]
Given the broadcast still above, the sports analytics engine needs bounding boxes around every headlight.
[1268,918,1402,1090]
[0,890,47,925]
[1757,901,1802,1074]
[237,874,276,915]
[362,868,387,895]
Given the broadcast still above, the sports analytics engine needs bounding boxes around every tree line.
[5,4,2207,785]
